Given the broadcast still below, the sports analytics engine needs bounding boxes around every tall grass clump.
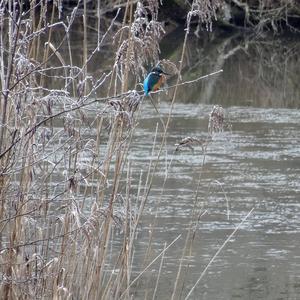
[0,1,243,299]
[0,1,166,299]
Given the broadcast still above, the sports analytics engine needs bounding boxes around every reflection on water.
[51,23,300,109]
[161,29,300,108]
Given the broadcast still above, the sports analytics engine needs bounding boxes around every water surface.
[129,102,300,299]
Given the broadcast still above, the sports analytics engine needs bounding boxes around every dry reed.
[0,1,244,300]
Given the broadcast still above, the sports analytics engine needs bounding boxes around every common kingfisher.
[143,66,169,96]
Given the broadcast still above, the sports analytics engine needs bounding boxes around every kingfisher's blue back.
[143,73,151,96]
[143,66,167,96]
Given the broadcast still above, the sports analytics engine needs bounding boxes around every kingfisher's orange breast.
[152,75,165,91]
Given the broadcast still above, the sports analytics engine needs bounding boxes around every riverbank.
[58,0,300,33]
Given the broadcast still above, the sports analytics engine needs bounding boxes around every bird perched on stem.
[143,65,169,96]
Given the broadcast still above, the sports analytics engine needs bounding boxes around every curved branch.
[0,69,223,160]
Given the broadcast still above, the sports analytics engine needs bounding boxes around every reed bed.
[0,1,251,299]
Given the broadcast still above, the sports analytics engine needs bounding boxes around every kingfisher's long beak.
[162,70,170,75]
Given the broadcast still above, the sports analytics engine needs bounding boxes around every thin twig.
[184,207,255,299]
[120,234,182,299]
[149,95,166,131]
[152,242,167,300]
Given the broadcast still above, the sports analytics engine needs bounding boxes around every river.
[50,24,300,299]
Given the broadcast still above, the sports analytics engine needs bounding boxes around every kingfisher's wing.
[143,72,161,95]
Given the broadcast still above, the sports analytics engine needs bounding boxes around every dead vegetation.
[0,1,239,299]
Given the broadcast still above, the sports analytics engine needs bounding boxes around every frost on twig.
[175,104,225,154]
[208,105,224,135]
[175,137,211,153]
